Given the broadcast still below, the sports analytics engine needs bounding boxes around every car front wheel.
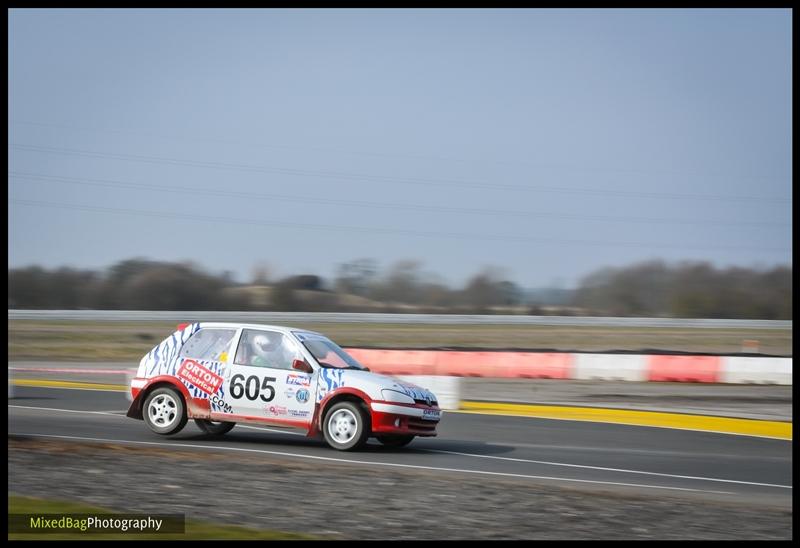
[143,387,188,435]
[195,419,236,436]
[323,401,370,451]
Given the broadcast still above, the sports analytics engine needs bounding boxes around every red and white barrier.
[9,353,792,386]
[721,357,792,385]
[347,349,792,385]
[573,354,647,382]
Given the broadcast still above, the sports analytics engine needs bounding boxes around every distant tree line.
[7,257,792,319]
[571,260,791,320]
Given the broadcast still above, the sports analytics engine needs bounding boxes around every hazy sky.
[8,8,792,288]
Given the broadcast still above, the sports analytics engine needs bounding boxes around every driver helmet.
[251,333,280,357]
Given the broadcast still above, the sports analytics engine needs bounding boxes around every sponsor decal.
[286,374,311,387]
[211,394,233,414]
[266,405,288,416]
[422,408,441,421]
[177,359,223,395]
[295,389,310,404]
[288,409,310,418]
[285,387,297,399]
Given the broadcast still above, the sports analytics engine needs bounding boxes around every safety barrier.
[8,353,791,387]
[346,348,791,385]
[646,355,721,383]
[573,354,647,382]
[721,357,793,385]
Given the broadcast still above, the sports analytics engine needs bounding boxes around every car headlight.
[381,389,415,404]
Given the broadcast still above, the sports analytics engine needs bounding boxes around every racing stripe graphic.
[145,323,200,377]
[317,368,346,402]
[396,384,429,401]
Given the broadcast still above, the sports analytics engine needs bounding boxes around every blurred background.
[7,8,793,541]
[8,8,791,319]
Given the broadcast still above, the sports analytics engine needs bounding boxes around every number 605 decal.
[230,374,276,402]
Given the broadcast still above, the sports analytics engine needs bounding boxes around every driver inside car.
[249,332,292,368]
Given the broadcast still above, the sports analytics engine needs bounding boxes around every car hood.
[317,368,438,404]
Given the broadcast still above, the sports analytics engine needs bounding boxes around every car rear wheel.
[376,434,415,447]
[195,419,236,436]
[323,401,369,451]
[143,387,188,435]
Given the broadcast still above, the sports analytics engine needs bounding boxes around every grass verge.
[8,320,793,360]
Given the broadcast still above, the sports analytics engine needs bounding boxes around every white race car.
[127,323,441,450]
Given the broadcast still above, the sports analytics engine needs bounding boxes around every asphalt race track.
[8,385,792,509]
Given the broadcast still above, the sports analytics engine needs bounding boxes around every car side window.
[179,329,237,362]
[234,329,300,370]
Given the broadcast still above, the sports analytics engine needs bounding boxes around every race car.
[126,323,441,450]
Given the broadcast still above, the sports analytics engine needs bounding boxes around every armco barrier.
[573,354,647,382]
[647,355,722,383]
[721,357,792,385]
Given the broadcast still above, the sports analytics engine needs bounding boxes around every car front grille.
[407,418,437,432]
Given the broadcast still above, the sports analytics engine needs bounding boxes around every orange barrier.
[434,351,503,377]
[346,349,728,382]
[647,355,722,383]
[344,349,436,375]
[498,352,573,379]
[345,348,574,378]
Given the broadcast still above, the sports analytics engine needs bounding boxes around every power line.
[8,171,789,229]
[9,198,791,253]
[8,142,791,204]
[10,118,789,183]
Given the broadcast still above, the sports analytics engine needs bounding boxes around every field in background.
[8,320,792,361]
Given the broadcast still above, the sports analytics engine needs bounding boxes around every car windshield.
[293,332,366,370]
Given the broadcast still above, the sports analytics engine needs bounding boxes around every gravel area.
[8,437,792,540]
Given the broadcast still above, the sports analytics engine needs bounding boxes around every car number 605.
[230,374,276,402]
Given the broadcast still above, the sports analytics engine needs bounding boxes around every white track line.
[9,405,122,417]
[9,405,307,436]
[9,406,789,491]
[13,432,736,495]
[420,448,792,489]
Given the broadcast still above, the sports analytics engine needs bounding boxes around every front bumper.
[369,402,441,437]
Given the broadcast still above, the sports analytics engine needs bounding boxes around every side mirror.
[292,359,313,374]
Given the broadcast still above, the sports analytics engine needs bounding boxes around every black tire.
[322,401,370,451]
[195,419,236,436]
[376,434,415,448]
[143,387,188,435]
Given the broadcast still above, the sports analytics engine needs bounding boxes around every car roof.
[193,322,325,337]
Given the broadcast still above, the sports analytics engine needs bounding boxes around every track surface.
[8,385,791,509]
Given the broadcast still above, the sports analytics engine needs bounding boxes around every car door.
[221,328,317,427]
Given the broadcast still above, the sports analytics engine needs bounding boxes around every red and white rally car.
[126,323,441,450]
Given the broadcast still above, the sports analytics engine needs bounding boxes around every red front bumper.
[369,402,441,437]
